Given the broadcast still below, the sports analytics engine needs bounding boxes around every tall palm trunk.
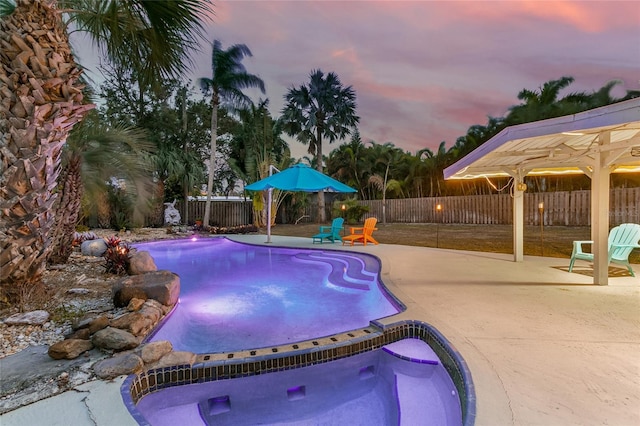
[203,93,218,227]
[181,88,189,224]
[0,0,92,298]
[316,127,326,222]
[48,153,82,264]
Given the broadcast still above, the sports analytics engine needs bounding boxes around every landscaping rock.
[3,310,50,326]
[93,353,144,380]
[151,351,196,369]
[91,327,139,351]
[66,288,92,295]
[138,341,173,364]
[139,300,165,324]
[112,270,180,307]
[81,239,107,257]
[73,314,109,334]
[88,315,110,334]
[128,251,157,275]
[65,328,91,340]
[127,298,146,311]
[110,312,153,337]
[48,339,94,360]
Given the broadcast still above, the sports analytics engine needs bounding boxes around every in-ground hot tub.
[134,338,460,425]
[123,321,475,425]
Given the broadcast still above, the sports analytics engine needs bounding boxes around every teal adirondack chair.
[568,223,640,277]
[312,218,344,244]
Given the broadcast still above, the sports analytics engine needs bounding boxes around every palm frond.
[0,0,16,17]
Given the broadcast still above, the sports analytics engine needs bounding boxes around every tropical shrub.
[72,231,98,247]
[103,237,131,275]
[208,224,258,235]
[332,199,369,224]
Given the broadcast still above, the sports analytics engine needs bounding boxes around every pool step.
[306,252,378,280]
[382,339,439,365]
[294,253,373,291]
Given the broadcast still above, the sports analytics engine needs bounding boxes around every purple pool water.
[135,338,462,426]
[136,238,403,353]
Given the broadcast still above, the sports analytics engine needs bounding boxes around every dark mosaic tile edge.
[121,320,476,426]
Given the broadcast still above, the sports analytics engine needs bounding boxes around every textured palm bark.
[47,154,82,264]
[0,0,93,296]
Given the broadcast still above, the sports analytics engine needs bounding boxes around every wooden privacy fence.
[357,188,640,226]
[175,200,253,227]
[167,188,639,227]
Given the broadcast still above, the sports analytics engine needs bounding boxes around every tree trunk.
[182,88,189,223]
[316,128,326,222]
[0,0,93,300]
[203,94,218,227]
[154,180,165,226]
[48,154,82,264]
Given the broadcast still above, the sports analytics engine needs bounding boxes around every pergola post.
[513,181,525,262]
[591,132,611,285]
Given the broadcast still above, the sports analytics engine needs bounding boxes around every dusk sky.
[81,1,640,159]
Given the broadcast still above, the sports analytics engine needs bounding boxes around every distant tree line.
[1,0,637,299]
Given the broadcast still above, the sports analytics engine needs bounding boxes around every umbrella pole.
[267,188,272,243]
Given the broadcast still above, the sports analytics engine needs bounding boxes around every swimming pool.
[123,238,475,425]
[137,238,403,353]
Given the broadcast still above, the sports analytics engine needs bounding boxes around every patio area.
[1,235,638,425]
[234,235,640,426]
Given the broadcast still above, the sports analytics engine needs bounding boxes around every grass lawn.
[269,222,640,263]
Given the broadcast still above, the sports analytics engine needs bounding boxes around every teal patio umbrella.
[245,163,356,242]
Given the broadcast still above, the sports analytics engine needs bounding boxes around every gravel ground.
[0,227,181,360]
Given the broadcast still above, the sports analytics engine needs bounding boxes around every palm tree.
[506,76,576,124]
[198,39,265,227]
[281,69,359,222]
[229,99,290,227]
[326,130,368,197]
[366,142,404,223]
[418,141,452,197]
[230,99,289,185]
[48,111,155,264]
[0,0,211,299]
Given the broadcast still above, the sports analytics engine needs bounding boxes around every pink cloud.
[186,0,639,157]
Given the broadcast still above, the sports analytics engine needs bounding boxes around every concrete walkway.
[2,235,638,425]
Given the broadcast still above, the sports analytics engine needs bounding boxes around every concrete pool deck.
[2,235,638,425]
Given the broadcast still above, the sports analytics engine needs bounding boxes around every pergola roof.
[444,98,640,180]
[443,97,640,286]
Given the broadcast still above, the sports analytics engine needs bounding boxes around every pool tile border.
[122,320,476,426]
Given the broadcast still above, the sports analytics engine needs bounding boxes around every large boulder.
[112,270,180,308]
[92,327,139,351]
[93,353,144,380]
[48,339,94,360]
[138,341,173,364]
[150,351,196,369]
[81,239,107,257]
[128,251,158,275]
